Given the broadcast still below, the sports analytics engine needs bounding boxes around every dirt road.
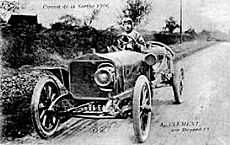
[11,42,230,145]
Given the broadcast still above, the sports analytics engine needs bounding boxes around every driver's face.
[124,22,132,33]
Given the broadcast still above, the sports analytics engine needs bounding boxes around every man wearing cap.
[121,17,145,52]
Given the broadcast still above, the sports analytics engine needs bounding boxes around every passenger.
[121,17,145,52]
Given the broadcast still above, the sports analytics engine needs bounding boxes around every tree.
[185,28,197,38]
[53,8,100,29]
[52,14,83,29]
[59,14,82,27]
[83,8,100,27]
[0,1,20,19]
[119,0,152,26]
[0,17,6,24]
[1,20,48,68]
[163,16,179,34]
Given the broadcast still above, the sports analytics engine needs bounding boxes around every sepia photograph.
[0,0,230,144]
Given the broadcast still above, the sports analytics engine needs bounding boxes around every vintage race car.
[31,34,184,143]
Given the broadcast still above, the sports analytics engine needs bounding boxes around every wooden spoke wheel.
[133,75,152,143]
[31,77,61,138]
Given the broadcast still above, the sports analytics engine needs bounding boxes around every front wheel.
[31,77,61,138]
[133,75,152,143]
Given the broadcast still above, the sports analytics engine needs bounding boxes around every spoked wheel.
[31,77,61,138]
[172,67,184,104]
[133,75,152,143]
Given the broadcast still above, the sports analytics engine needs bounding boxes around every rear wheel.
[31,77,61,138]
[133,75,152,143]
[172,67,184,104]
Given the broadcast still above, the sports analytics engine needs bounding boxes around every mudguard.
[34,66,70,91]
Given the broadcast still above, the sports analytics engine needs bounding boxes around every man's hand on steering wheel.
[116,34,137,51]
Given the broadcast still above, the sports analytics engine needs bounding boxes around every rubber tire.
[172,67,184,104]
[31,77,61,139]
[133,75,152,143]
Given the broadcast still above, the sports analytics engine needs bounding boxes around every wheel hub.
[142,105,152,112]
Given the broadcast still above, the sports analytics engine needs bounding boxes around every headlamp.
[94,66,114,87]
[145,53,157,66]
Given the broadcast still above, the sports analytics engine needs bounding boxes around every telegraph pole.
[180,0,182,44]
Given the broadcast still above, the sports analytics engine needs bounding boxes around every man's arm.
[137,34,145,46]
[136,33,145,52]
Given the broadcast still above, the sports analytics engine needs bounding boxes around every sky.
[3,0,230,33]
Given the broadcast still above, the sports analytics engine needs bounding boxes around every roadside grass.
[171,40,217,62]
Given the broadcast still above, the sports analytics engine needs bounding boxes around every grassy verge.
[171,40,217,62]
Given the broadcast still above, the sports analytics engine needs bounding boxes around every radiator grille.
[70,61,108,98]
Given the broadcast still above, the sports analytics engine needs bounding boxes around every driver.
[121,17,145,52]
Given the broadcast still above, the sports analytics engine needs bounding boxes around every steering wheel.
[115,34,138,51]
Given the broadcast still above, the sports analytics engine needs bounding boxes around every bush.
[1,20,118,68]
[150,32,197,45]
[1,22,49,69]
[1,70,45,139]
[154,33,179,44]
[39,26,117,58]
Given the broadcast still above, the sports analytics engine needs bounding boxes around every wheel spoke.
[40,110,46,119]
[40,89,46,103]
[51,93,56,101]
[142,91,147,104]
[141,90,150,109]
[140,110,144,117]
[50,116,56,126]
[41,86,48,103]
[43,114,53,129]
[44,85,48,98]
[45,85,48,97]
[142,98,149,108]
[140,105,150,115]
[179,80,184,95]
[47,85,52,99]
[47,115,52,128]
[141,85,147,106]
[181,69,184,79]
[140,112,148,133]
[139,84,151,133]
[143,86,147,96]
[41,84,58,129]
[42,114,48,127]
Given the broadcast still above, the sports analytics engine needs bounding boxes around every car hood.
[97,50,145,66]
[73,51,145,67]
